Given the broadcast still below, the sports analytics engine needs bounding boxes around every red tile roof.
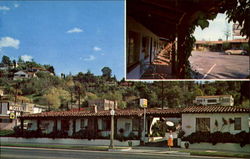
[196,95,232,98]
[182,105,250,114]
[20,106,250,119]
[20,108,182,119]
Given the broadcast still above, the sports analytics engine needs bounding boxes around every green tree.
[1,55,11,66]
[40,87,70,110]
[101,67,112,79]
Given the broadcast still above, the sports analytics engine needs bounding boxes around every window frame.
[234,117,241,130]
[196,118,210,132]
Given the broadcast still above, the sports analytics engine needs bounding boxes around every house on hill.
[193,95,234,106]
[13,71,36,80]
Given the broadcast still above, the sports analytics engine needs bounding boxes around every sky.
[193,13,245,41]
[0,1,124,79]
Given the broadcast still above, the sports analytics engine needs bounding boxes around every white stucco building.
[182,105,250,136]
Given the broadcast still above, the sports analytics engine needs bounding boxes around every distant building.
[13,71,36,80]
[193,95,234,106]
[194,38,249,52]
[88,99,118,110]
[0,101,46,130]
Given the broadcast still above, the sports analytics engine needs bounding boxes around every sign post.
[109,109,115,149]
[140,99,147,144]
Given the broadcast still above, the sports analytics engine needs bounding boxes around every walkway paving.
[141,45,175,79]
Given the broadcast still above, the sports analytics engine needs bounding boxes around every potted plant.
[184,142,189,149]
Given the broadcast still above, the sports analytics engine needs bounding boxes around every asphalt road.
[189,51,250,79]
[0,147,237,159]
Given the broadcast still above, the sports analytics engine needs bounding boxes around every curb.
[108,147,132,152]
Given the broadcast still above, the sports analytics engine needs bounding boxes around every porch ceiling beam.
[127,1,181,23]
[140,0,185,14]
[132,13,177,25]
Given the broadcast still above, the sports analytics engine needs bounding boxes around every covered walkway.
[141,44,176,79]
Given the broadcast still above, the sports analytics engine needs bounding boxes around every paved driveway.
[189,51,250,79]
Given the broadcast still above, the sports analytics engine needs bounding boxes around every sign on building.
[140,98,148,108]
[9,112,15,119]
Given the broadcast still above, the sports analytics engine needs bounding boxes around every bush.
[182,131,250,147]
[222,42,230,51]
[0,130,14,136]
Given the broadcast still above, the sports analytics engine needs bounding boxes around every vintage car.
[225,49,247,55]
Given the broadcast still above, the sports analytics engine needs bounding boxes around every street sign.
[110,109,115,116]
[9,112,15,119]
[140,99,148,108]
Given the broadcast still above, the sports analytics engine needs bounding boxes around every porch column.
[20,119,24,135]
[37,119,40,131]
[114,117,117,137]
[138,117,143,141]
[177,26,187,78]
[171,42,176,74]
[73,119,76,134]
[53,119,57,132]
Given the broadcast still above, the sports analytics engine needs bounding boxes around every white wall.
[40,120,54,134]
[182,113,250,136]
[28,120,37,131]
[117,118,133,136]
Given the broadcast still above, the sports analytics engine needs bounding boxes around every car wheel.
[227,52,231,55]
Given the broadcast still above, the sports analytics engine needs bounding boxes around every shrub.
[182,131,250,147]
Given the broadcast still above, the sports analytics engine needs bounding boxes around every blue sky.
[0,1,124,79]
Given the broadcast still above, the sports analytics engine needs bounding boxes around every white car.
[225,49,247,55]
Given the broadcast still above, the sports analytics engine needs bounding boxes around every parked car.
[225,49,248,55]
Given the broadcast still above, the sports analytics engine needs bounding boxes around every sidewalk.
[1,142,250,158]
[132,146,250,158]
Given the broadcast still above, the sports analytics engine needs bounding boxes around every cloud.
[21,55,33,62]
[0,6,10,11]
[83,55,95,61]
[93,46,102,51]
[0,37,20,49]
[14,4,19,8]
[66,27,83,33]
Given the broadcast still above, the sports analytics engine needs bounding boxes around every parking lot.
[189,51,250,79]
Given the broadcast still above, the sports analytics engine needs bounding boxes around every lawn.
[0,130,14,136]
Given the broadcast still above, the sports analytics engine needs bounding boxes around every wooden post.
[21,119,24,135]
[73,119,76,134]
[114,117,117,138]
[138,117,143,142]
[37,119,40,131]
[53,119,57,132]
[177,26,187,78]
[171,42,176,74]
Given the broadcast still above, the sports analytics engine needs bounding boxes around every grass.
[0,143,129,151]
[0,130,14,136]
[180,149,250,158]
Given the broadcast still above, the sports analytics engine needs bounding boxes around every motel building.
[17,104,250,147]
